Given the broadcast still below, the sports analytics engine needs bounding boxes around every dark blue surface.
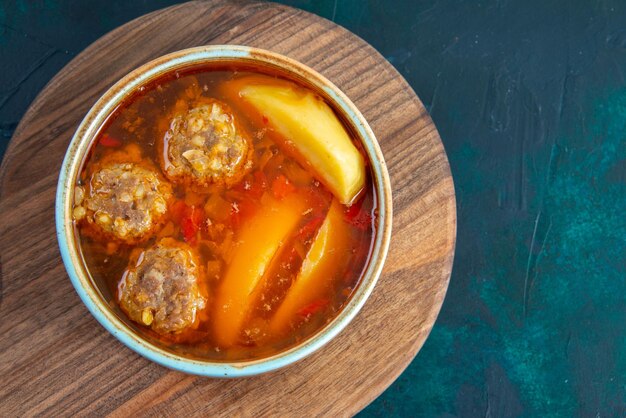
[2,1,626,416]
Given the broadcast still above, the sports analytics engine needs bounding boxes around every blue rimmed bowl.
[55,45,392,377]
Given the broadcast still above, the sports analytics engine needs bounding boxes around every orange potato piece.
[269,200,350,335]
[213,193,307,347]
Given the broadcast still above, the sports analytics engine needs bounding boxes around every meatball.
[119,238,206,334]
[73,162,172,243]
[162,100,252,187]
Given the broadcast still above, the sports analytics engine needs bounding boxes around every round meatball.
[162,100,252,187]
[73,162,172,243]
[119,239,206,334]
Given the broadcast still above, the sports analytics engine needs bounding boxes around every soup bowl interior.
[56,45,392,377]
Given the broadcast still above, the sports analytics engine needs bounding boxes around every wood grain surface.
[0,1,456,416]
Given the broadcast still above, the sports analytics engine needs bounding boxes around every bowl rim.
[55,45,393,377]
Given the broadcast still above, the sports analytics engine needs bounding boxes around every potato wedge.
[269,200,350,335]
[239,82,366,205]
[213,193,307,347]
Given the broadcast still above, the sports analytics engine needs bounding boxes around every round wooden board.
[0,1,456,416]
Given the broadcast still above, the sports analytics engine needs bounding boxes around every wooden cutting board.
[0,1,456,416]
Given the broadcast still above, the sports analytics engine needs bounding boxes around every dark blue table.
[2,1,625,416]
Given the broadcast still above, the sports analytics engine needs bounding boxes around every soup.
[72,65,376,361]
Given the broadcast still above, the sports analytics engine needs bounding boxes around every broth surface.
[75,66,376,361]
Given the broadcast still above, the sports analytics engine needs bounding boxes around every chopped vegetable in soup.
[73,66,376,361]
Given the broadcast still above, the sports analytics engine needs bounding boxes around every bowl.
[56,45,392,377]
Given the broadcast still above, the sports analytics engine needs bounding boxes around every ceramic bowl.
[56,45,392,377]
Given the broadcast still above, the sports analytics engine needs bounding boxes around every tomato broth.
[74,66,376,361]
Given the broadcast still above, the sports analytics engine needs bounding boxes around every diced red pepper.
[262,115,269,125]
[170,200,204,244]
[169,200,187,223]
[181,218,196,243]
[190,205,204,226]
[99,134,122,147]
[272,174,295,199]
[297,299,330,317]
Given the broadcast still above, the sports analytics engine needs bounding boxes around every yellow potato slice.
[269,200,350,335]
[239,82,366,205]
[213,193,307,347]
